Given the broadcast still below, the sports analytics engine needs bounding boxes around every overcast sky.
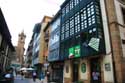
[0,0,64,51]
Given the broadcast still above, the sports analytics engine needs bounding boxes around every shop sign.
[69,45,80,58]
[69,47,74,58]
[105,63,111,71]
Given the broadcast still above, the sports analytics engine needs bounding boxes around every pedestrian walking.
[21,71,24,80]
[47,71,50,82]
[4,69,13,83]
[32,71,37,82]
[40,72,45,83]
[92,70,100,83]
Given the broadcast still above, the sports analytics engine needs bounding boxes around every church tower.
[16,30,26,66]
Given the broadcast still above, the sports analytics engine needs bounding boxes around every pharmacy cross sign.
[69,45,80,58]
[88,37,100,51]
[69,47,74,58]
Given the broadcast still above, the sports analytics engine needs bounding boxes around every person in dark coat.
[32,71,37,82]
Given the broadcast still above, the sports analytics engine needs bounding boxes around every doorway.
[72,60,79,83]
[90,58,101,83]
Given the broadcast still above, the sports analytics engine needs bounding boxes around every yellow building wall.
[39,37,44,63]
[39,23,47,64]
[39,16,52,64]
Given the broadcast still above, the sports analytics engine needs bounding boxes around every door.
[90,58,101,83]
[72,60,79,83]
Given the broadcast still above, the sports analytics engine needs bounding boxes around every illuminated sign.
[69,45,80,58]
[69,47,74,58]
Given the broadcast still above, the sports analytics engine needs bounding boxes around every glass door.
[90,58,101,83]
[72,60,79,83]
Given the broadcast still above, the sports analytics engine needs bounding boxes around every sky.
[0,0,64,52]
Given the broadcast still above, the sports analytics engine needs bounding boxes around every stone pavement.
[14,75,48,83]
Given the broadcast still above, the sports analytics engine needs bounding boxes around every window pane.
[97,15,101,23]
[61,34,64,40]
[78,24,80,32]
[66,21,69,31]
[121,7,125,24]
[66,4,69,14]
[81,22,84,30]
[62,8,65,17]
[74,0,79,6]
[61,24,65,33]
[65,31,69,38]
[70,0,74,10]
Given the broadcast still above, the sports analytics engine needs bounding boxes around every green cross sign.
[69,45,80,58]
[69,47,74,58]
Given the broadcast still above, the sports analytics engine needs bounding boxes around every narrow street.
[14,75,42,83]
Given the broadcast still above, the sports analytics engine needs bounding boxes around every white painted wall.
[64,60,71,78]
[114,0,125,25]
[103,54,114,82]
[79,59,88,80]
[100,0,114,82]
[0,33,2,46]
[100,0,111,54]
[114,0,125,57]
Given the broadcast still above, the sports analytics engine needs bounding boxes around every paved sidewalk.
[14,75,48,83]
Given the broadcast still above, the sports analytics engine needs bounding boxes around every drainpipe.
[104,0,117,83]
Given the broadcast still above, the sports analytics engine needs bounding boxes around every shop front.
[49,62,64,83]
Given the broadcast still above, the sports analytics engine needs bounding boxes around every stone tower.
[16,30,26,66]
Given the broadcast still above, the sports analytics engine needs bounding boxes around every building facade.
[39,16,52,65]
[32,16,52,78]
[60,0,117,83]
[0,8,15,73]
[25,36,33,68]
[38,16,52,77]
[48,10,64,83]
[32,23,41,66]
[105,0,125,82]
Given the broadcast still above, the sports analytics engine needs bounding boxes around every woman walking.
[32,71,37,82]
[40,72,45,83]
